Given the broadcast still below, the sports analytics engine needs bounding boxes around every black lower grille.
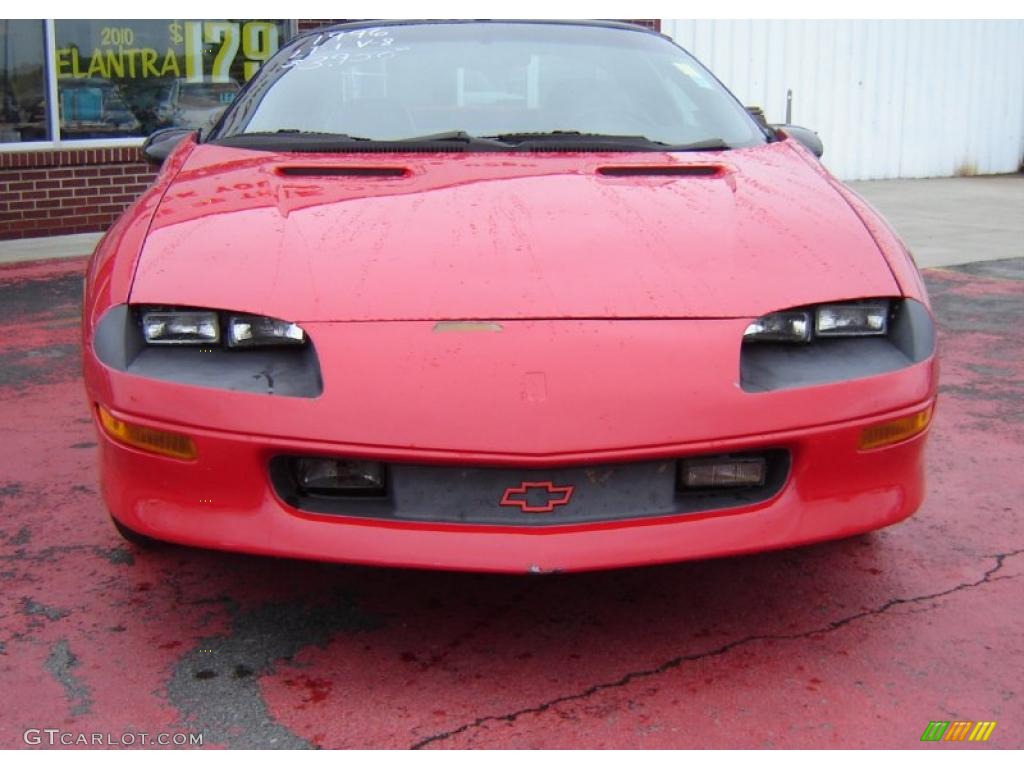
[269,451,790,526]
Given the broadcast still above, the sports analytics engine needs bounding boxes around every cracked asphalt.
[0,255,1021,749]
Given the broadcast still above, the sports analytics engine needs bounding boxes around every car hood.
[131,141,898,321]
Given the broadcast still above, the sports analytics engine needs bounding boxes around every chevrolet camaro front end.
[82,20,938,573]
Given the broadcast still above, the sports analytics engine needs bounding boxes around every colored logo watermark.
[921,721,996,742]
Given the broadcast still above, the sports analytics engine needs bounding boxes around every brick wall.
[0,148,156,240]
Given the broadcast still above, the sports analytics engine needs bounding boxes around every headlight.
[141,310,220,345]
[742,310,811,343]
[814,301,889,337]
[744,299,892,343]
[227,314,305,347]
[138,308,306,348]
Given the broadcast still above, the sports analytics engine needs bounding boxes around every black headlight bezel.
[94,305,322,398]
[739,298,935,393]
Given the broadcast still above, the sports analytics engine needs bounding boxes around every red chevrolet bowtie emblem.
[499,481,575,513]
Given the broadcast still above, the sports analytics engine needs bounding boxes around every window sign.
[51,20,287,140]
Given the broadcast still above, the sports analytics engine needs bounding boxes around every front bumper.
[85,314,937,572]
[94,399,932,573]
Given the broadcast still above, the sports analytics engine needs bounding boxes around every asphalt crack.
[409,549,1023,749]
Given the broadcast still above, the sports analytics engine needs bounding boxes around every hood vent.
[597,165,722,177]
[276,166,409,178]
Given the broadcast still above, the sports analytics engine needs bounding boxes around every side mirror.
[142,127,195,165]
[772,124,824,158]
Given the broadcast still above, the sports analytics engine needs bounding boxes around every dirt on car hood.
[130,140,898,321]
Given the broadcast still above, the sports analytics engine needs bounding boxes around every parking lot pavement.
[0,233,104,267]
[0,255,1021,749]
[849,174,1024,269]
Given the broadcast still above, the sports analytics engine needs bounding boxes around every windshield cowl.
[211,129,740,153]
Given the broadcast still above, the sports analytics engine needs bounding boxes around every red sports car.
[83,20,938,572]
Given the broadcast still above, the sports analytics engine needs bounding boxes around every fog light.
[293,457,385,495]
[97,405,196,460]
[858,405,933,450]
[680,455,766,488]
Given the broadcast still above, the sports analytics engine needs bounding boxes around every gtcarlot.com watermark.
[24,729,203,747]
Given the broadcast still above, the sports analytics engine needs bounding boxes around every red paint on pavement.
[0,256,1021,748]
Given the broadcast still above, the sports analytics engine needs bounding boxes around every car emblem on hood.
[499,481,575,513]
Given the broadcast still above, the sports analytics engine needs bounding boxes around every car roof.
[302,18,665,42]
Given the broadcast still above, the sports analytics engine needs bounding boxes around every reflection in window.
[0,20,49,142]
[52,20,285,140]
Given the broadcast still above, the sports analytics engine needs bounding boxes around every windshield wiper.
[389,130,515,149]
[246,130,372,139]
[213,130,378,148]
[489,130,662,145]
[213,129,515,152]
[668,138,735,151]
[486,132,735,152]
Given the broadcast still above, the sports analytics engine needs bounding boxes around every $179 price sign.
[169,21,280,83]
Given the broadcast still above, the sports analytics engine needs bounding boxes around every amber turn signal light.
[97,405,197,460]
[858,405,933,450]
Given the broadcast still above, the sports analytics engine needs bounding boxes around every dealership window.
[0,20,49,142]
[0,19,289,147]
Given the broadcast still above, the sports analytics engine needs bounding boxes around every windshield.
[213,22,766,149]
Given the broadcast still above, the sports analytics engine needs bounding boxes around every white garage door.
[661,19,1024,181]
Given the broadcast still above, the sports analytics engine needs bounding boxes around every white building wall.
[661,20,1024,181]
